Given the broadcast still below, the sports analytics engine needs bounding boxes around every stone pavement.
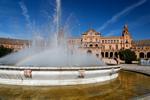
[120,64,150,76]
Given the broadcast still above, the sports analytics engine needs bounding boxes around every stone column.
[136,52,139,59]
[108,52,110,58]
[113,52,115,58]
[145,53,147,59]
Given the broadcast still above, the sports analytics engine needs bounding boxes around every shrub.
[0,45,13,57]
[119,49,137,64]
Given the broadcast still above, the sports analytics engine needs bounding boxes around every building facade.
[0,38,29,51]
[132,40,150,59]
[0,25,150,59]
[68,25,150,59]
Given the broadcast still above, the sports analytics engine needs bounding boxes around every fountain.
[0,0,120,86]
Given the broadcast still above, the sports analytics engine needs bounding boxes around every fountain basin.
[0,66,120,86]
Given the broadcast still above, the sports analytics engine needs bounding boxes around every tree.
[119,49,137,64]
[0,45,13,57]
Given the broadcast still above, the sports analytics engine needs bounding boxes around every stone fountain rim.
[0,65,120,71]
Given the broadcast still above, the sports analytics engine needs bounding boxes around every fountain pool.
[0,0,120,86]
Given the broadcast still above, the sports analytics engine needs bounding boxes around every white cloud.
[105,29,121,36]
[98,0,147,32]
[19,1,32,29]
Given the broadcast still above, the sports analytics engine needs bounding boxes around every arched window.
[147,52,150,58]
[102,40,104,43]
[110,52,113,58]
[139,52,144,58]
[111,40,113,43]
[95,44,98,47]
[89,44,93,47]
[115,52,118,58]
[105,52,108,58]
[101,52,104,58]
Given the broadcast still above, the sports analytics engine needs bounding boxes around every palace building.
[68,25,150,59]
[0,38,29,51]
[132,40,150,59]
[0,24,150,59]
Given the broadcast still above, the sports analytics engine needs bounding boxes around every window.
[111,40,113,43]
[114,40,116,43]
[95,44,98,47]
[102,40,104,43]
[117,40,119,43]
[110,52,113,58]
[109,45,111,49]
[105,52,108,57]
[89,44,93,47]
[116,44,118,50]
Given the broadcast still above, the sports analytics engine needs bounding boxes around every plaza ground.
[120,64,150,76]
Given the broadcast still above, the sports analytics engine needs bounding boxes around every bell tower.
[122,24,129,36]
[122,24,132,49]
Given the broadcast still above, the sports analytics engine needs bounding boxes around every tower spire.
[122,24,129,36]
[124,24,128,31]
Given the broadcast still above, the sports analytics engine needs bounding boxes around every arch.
[110,52,113,58]
[95,44,98,47]
[89,44,93,47]
[115,52,118,58]
[105,52,108,58]
[139,52,144,58]
[87,50,92,54]
[147,52,150,58]
[101,52,104,58]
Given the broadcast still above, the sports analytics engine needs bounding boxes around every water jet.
[0,0,120,86]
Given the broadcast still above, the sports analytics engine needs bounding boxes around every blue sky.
[0,0,150,40]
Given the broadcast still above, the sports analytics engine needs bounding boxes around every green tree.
[0,45,13,57]
[119,49,137,64]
